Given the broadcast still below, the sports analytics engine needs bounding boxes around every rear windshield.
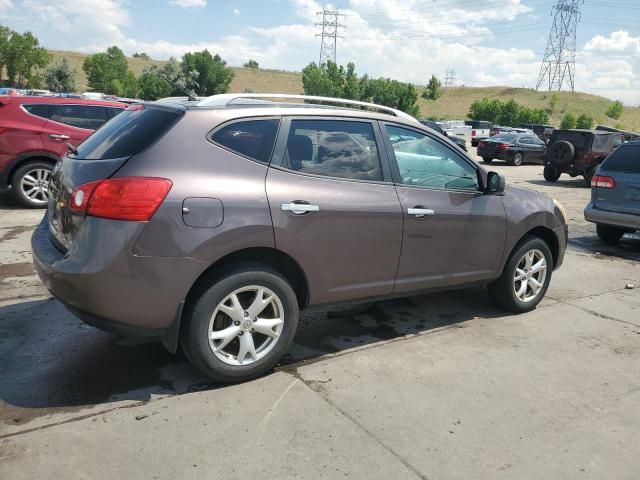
[552,131,591,150]
[601,144,639,172]
[490,133,518,142]
[73,107,180,160]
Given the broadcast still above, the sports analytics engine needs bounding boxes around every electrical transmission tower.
[535,0,582,92]
[315,7,344,65]
[444,69,456,87]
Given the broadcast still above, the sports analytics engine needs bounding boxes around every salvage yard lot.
[1,157,639,479]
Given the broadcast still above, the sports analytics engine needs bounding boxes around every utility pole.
[535,0,582,92]
[444,69,456,87]
[315,7,344,66]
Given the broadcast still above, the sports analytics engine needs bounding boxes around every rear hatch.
[48,104,183,251]
[593,144,640,216]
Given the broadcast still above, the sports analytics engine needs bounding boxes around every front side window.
[283,119,382,181]
[211,119,280,164]
[386,125,478,191]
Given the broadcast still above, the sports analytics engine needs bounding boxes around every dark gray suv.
[32,94,568,382]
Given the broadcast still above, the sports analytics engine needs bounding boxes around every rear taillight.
[70,177,172,221]
[496,143,510,150]
[591,175,615,189]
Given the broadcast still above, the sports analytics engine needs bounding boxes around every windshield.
[73,107,180,160]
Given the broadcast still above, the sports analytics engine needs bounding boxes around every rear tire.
[583,166,595,188]
[11,160,53,208]
[488,236,553,313]
[512,152,524,166]
[181,265,299,383]
[482,157,493,163]
[543,164,561,182]
[596,224,624,244]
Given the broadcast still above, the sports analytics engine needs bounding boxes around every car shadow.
[526,178,587,189]
[570,233,640,262]
[0,190,23,210]
[0,287,508,423]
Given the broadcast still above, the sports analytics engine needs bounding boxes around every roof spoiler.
[196,93,420,123]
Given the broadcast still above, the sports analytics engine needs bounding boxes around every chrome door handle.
[49,134,70,140]
[281,203,320,214]
[408,207,435,217]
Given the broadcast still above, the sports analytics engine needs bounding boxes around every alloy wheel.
[513,249,547,303]
[20,168,51,205]
[208,286,285,366]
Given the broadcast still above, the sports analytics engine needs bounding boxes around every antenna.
[315,7,345,65]
[535,0,583,91]
[163,76,197,102]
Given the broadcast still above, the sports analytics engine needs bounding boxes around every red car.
[0,96,125,207]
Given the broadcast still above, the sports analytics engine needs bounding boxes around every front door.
[266,118,403,306]
[518,135,546,163]
[381,123,507,294]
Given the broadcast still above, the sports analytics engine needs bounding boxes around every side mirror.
[486,171,505,195]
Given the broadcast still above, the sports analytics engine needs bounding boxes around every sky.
[1,0,639,104]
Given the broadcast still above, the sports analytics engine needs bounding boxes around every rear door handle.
[49,134,70,140]
[281,202,320,215]
[408,207,435,217]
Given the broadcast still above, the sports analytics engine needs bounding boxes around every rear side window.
[53,105,110,130]
[73,107,180,160]
[601,145,639,172]
[591,135,610,151]
[283,119,382,181]
[211,119,279,164]
[23,104,58,120]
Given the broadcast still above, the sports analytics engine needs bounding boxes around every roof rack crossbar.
[196,93,419,122]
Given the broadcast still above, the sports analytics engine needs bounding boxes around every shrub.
[575,113,594,129]
[605,100,624,120]
[560,113,577,129]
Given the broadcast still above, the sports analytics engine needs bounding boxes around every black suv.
[544,129,625,186]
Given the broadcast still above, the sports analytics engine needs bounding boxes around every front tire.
[11,161,53,208]
[543,164,561,182]
[488,236,553,313]
[512,152,524,166]
[181,265,299,383]
[596,224,624,244]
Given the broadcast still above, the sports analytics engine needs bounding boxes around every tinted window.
[612,135,624,147]
[52,105,110,130]
[553,131,590,150]
[106,107,124,118]
[601,144,639,172]
[211,119,279,164]
[491,133,519,143]
[74,107,180,160]
[283,120,382,181]
[520,136,538,144]
[386,125,478,191]
[591,135,610,151]
[23,104,58,120]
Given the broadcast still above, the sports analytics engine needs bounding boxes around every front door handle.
[49,134,70,140]
[408,207,435,218]
[281,202,320,215]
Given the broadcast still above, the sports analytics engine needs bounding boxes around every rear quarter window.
[73,107,180,160]
[601,145,640,172]
[23,104,58,120]
[210,119,280,164]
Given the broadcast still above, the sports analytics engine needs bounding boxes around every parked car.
[82,92,105,100]
[0,87,20,96]
[419,119,467,151]
[466,120,493,146]
[519,123,554,142]
[477,132,546,166]
[595,125,640,142]
[489,126,535,137]
[439,120,472,138]
[0,95,125,207]
[544,129,625,186]
[32,93,568,383]
[584,141,639,243]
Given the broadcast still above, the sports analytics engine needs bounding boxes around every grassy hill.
[50,49,640,132]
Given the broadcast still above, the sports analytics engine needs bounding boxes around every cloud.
[233,8,240,16]
[584,30,640,55]
[0,0,13,14]
[169,0,206,7]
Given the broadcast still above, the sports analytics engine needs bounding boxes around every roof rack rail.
[196,93,419,123]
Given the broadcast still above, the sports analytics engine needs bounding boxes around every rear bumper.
[32,215,207,336]
[584,203,640,230]
[477,147,514,161]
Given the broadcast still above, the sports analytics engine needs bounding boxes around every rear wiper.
[66,143,78,156]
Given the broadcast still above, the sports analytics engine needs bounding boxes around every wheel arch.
[5,152,59,187]
[513,226,559,269]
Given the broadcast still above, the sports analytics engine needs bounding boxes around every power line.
[315,7,345,65]
[536,0,583,92]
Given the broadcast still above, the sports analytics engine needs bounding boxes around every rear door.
[266,117,403,305]
[518,135,546,162]
[595,144,640,216]
[43,104,113,152]
[381,122,506,293]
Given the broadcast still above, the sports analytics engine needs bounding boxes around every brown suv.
[544,129,625,186]
[32,94,568,382]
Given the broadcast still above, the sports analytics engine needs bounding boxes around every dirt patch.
[0,226,34,242]
[0,262,35,278]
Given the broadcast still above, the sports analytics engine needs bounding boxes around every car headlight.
[553,198,567,223]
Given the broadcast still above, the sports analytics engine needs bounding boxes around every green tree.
[132,52,150,60]
[4,30,51,87]
[575,113,594,129]
[605,100,624,120]
[422,75,442,100]
[45,57,76,93]
[468,97,548,126]
[360,77,420,117]
[549,93,558,113]
[243,59,259,69]
[181,50,233,96]
[83,46,132,95]
[560,113,577,129]
[138,57,199,100]
[0,25,11,84]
